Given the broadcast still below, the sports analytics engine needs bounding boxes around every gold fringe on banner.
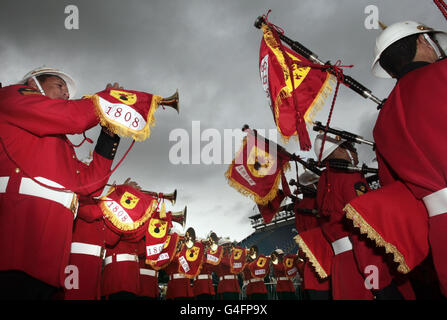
[294,234,329,279]
[225,148,290,207]
[100,186,157,232]
[344,204,410,274]
[85,94,162,141]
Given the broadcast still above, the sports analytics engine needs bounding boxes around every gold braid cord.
[344,204,410,274]
[293,234,328,279]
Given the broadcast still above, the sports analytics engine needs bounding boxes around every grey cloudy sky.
[1,0,445,242]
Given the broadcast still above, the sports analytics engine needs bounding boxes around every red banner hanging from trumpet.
[85,89,163,141]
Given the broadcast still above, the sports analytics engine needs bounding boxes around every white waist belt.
[196,274,212,280]
[249,278,263,283]
[219,275,237,281]
[104,253,138,266]
[71,242,105,258]
[331,236,352,255]
[0,176,79,218]
[140,268,157,277]
[423,188,447,218]
[169,273,186,280]
[276,277,289,281]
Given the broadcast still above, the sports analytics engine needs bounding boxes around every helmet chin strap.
[423,33,443,59]
[32,76,46,96]
[346,149,355,165]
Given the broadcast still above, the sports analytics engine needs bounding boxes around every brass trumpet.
[171,206,187,229]
[160,90,179,114]
[142,189,177,206]
[105,182,177,206]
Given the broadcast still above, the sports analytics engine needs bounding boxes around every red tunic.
[164,257,193,299]
[101,239,140,297]
[0,85,113,288]
[64,203,120,300]
[137,236,159,299]
[192,256,215,297]
[373,59,447,296]
[272,262,295,292]
[317,168,374,300]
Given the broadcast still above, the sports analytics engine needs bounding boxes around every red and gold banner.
[146,232,179,270]
[248,255,270,279]
[206,245,223,266]
[344,180,429,274]
[100,185,158,236]
[145,209,173,264]
[177,241,205,279]
[230,246,247,274]
[284,254,298,279]
[85,88,163,141]
[259,23,334,150]
[225,129,290,205]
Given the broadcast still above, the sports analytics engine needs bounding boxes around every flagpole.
[312,121,376,147]
[254,16,385,108]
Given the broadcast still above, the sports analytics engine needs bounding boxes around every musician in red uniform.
[215,241,242,300]
[0,67,121,299]
[242,245,269,300]
[192,232,219,300]
[164,228,195,300]
[63,199,120,300]
[371,20,447,297]
[294,172,331,300]
[270,249,296,300]
[314,133,408,300]
[136,238,159,300]
[100,181,158,300]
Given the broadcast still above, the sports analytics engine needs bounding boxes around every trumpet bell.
[160,90,179,114]
[171,205,187,229]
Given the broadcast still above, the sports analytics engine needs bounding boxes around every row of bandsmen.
[65,193,304,301]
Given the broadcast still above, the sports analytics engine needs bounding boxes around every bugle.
[171,206,187,229]
[160,90,180,114]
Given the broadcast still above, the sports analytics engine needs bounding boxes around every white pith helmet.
[274,248,284,255]
[371,21,447,78]
[20,66,77,98]
[314,132,345,162]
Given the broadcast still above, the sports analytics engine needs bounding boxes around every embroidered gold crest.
[120,191,139,209]
[110,90,137,105]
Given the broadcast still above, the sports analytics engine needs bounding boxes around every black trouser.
[105,291,138,300]
[303,289,331,300]
[195,294,214,300]
[372,280,405,300]
[277,291,296,300]
[0,270,57,300]
[219,292,239,300]
[246,293,268,300]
